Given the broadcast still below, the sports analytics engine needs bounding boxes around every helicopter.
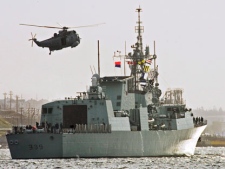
[20,23,104,55]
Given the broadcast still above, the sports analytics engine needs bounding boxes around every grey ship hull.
[7,125,206,159]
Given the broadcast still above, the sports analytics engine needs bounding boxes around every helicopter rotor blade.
[29,32,33,47]
[30,32,33,47]
[20,24,63,29]
[28,38,34,47]
[68,23,105,29]
[28,32,37,47]
[20,23,105,30]
[57,22,63,27]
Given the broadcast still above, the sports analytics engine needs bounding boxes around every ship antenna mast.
[153,41,158,84]
[98,40,100,76]
[131,7,144,91]
[136,7,144,54]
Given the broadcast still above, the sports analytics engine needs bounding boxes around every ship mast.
[153,41,158,84]
[130,7,145,92]
[127,7,158,93]
[136,7,143,54]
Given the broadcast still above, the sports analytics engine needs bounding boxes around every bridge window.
[117,95,121,100]
[116,102,121,106]
[48,108,53,114]
[167,108,172,111]
[42,108,47,114]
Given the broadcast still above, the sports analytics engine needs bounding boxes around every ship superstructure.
[6,7,207,159]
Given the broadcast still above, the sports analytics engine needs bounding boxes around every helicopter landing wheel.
[49,51,51,55]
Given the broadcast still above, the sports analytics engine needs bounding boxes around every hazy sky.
[1,0,225,110]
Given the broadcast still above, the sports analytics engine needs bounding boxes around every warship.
[6,7,207,159]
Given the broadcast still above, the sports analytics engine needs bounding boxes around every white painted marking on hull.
[140,131,144,155]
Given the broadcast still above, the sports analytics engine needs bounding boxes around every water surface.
[0,147,224,169]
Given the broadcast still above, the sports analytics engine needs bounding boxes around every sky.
[1,0,225,110]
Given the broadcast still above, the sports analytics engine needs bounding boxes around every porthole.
[14,140,19,145]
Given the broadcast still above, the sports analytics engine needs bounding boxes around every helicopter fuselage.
[34,30,80,54]
[21,22,105,54]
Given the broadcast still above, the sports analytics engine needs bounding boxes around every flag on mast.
[143,63,150,72]
[115,61,121,68]
[127,61,135,65]
[145,59,152,64]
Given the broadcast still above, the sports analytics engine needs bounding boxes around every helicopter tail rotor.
[29,32,37,47]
